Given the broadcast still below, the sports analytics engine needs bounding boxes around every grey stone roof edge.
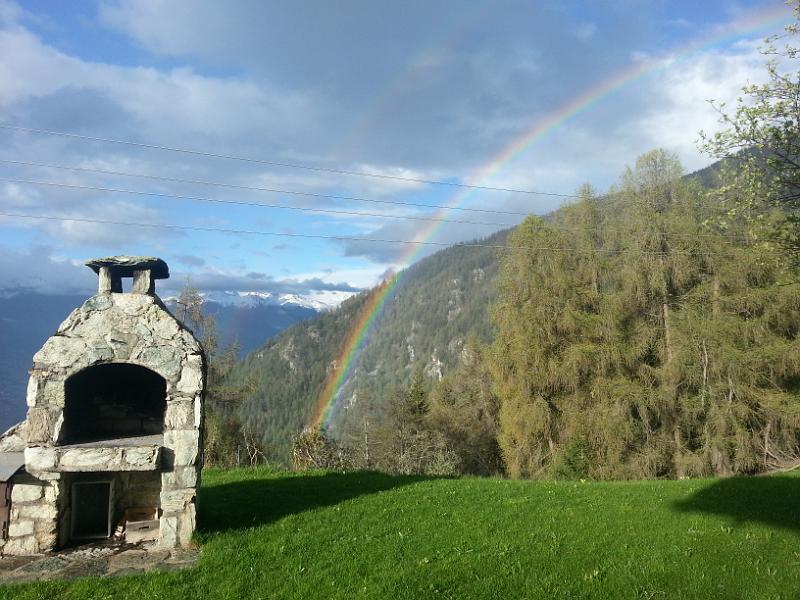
[0,452,24,482]
[85,256,169,279]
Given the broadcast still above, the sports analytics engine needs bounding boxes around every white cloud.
[290,264,392,289]
[632,44,772,172]
[0,245,95,296]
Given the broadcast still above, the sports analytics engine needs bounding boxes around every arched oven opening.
[61,363,166,445]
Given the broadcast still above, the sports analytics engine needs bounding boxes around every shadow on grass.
[198,471,430,534]
[673,474,800,532]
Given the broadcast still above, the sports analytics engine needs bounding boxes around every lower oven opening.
[71,480,113,540]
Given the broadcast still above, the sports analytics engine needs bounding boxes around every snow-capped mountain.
[197,290,356,311]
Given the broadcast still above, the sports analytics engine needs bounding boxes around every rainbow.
[309,3,794,431]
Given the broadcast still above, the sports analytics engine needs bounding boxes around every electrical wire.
[0,171,752,243]
[0,123,577,197]
[0,177,514,227]
[0,158,533,217]
[0,211,748,257]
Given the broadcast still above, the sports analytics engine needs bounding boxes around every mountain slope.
[229,229,507,461]
[0,293,87,430]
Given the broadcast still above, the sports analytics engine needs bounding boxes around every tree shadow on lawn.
[198,471,432,534]
[672,474,800,533]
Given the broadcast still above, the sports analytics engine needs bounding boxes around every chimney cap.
[85,256,169,279]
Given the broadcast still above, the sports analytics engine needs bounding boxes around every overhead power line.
[0,123,577,198]
[0,158,533,217]
[0,177,514,227]
[0,168,750,243]
[0,211,748,257]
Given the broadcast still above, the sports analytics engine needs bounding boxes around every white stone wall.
[3,473,60,555]
[4,292,205,556]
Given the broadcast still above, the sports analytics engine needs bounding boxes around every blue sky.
[0,0,793,300]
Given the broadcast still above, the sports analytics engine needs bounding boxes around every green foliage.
[427,335,503,476]
[176,283,257,467]
[699,4,800,255]
[490,150,800,479]
[552,438,594,480]
[8,469,800,599]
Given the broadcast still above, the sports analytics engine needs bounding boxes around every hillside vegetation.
[6,468,800,599]
[226,151,800,476]
[226,230,504,462]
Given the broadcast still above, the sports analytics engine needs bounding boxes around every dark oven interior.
[61,363,166,444]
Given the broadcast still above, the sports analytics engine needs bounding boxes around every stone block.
[160,489,195,513]
[164,401,194,429]
[33,532,57,552]
[113,293,150,316]
[137,346,182,380]
[3,536,39,556]
[43,484,57,503]
[194,396,203,429]
[57,445,160,472]
[177,354,203,393]
[81,294,113,313]
[121,446,162,469]
[26,408,52,444]
[51,413,64,443]
[0,421,27,452]
[42,381,65,407]
[85,344,115,363]
[177,503,196,547]
[26,377,41,408]
[8,521,34,537]
[159,516,179,549]
[25,447,57,471]
[164,430,199,466]
[162,466,197,490]
[176,365,202,394]
[11,484,43,503]
[13,502,57,522]
[58,447,116,470]
[33,518,57,536]
[151,313,180,341]
[33,336,87,370]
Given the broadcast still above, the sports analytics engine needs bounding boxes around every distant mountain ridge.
[168,289,356,312]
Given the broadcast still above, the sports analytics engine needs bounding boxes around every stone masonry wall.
[4,292,205,556]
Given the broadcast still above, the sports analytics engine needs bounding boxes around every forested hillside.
[226,230,505,462]
[227,147,800,475]
[223,157,742,466]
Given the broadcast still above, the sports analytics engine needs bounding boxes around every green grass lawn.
[4,468,800,599]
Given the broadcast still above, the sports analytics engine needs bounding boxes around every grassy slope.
[6,469,800,599]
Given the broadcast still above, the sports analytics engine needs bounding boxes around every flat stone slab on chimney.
[85,256,169,279]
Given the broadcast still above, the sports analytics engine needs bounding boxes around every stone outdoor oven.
[0,256,205,555]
